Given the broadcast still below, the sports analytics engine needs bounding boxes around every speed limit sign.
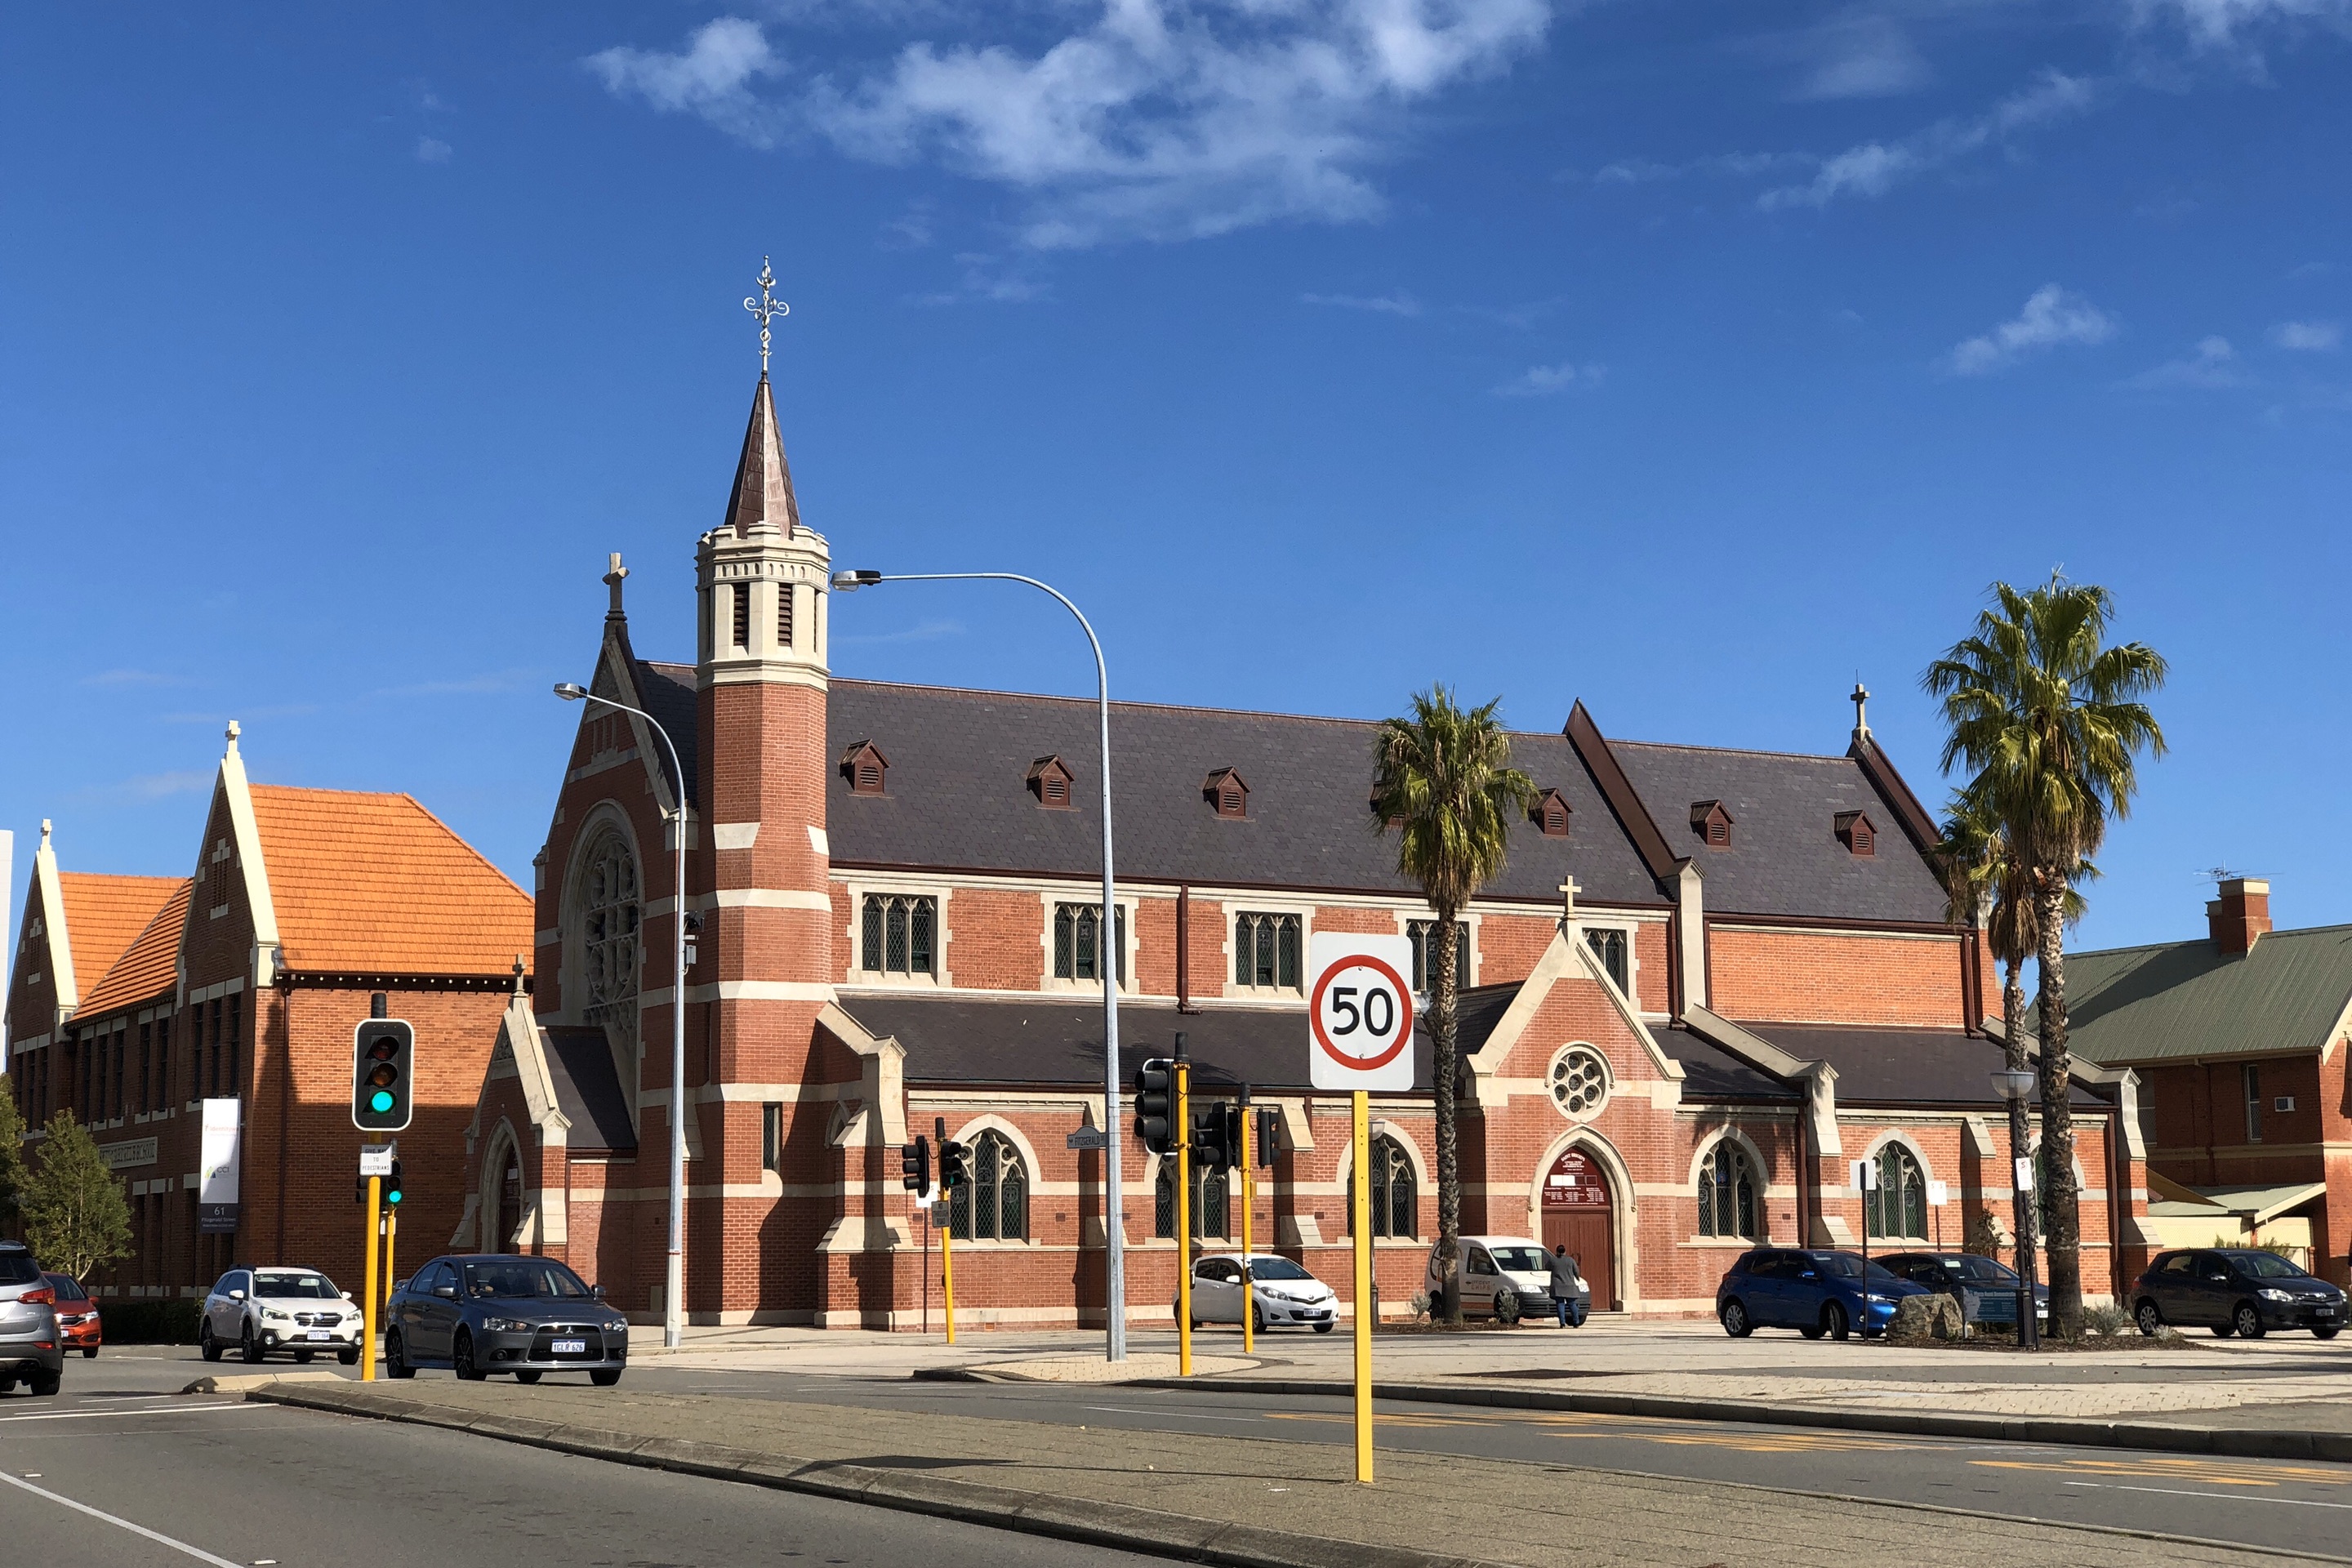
[1307,933,1417,1091]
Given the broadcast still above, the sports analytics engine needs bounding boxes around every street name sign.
[1307,932,1416,1093]
[1065,1128,1108,1151]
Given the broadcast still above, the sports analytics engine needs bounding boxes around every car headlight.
[481,1316,534,1334]
[261,1308,290,1321]
[605,1321,629,1335]
[2258,1289,2294,1303]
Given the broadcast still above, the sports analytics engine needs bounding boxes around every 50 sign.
[1307,933,1416,1092]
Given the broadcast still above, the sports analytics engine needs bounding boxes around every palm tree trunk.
[2035,878,2083,1339]
[2001,960,2034,1289]
[1432,911,1463,1327]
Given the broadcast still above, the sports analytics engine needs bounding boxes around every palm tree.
[1371,686,1538,1326]
[1936,785,2089,1293]
[1924,572,2166,1336]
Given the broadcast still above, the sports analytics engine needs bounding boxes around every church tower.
[693,349,835,1319]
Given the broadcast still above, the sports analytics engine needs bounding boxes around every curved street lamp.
[556,681,691,1350]
[832,568,1129,1361]
[1990,1067,2043,1350]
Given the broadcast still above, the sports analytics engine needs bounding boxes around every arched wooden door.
[1541,1147,1617,1311]
[497,1145,523,1253]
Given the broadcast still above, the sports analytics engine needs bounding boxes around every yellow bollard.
[941,1205,956,1346]
[361,1174,381,1382]
[1352,1089,1372,1483]
[382,1205,397,1318]
[1239,1094,1254,1357]
[1175,1054,1192,1376]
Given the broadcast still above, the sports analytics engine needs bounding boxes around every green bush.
[2078,1303,2132,1339]
[93,1298,203,1345]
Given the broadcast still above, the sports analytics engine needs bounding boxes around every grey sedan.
[385,1254,629,1384]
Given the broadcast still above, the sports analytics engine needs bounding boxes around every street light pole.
[558,682,691,1350]
[831,568,1128,1361]
[1992,1067,2042,1351]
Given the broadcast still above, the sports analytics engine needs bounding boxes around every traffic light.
[385,1157,404,1208]
[900,1136,930,1193]
[938,1138,972,1190]
[1191,1101,1237,1171]
[351,1019,415,1133]
[1255,1107,1278,1168]
[1134,1058,1175,1154]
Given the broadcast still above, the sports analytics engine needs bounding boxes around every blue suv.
[1717,1247,1930,1340]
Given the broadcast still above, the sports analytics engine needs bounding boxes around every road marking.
[1085,1405,1265,1423]
[2065,1481,2352,1511]
[0,1403,258,1425]
[0,1472,248,1566]
[1976,1456,2352,1490]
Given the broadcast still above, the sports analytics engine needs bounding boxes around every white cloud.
[1949,284,2117,375]
[588,3,1552,247]
[1592,150,1804,186]
[587,16,786,149]
[1494,359,1601,396]
[909,252,1049,305]
[1302,291,1422,316]
[1792,14,1931,100]
[2121,334,2247,389]
[1759,69,2096,211]
[415,136,452,164]
[2270,319,2342,350]
[2130,0,2352,51]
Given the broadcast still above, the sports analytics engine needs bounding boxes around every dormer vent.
[1834,810,1876,857]
[1204,768,1250,820]
[841,740,889,797]
[1691,800,1733,849]
[1532,788,1571,838]
[1027,755,1076,809]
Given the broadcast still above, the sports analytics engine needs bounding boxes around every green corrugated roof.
[2063,924,2352,1067]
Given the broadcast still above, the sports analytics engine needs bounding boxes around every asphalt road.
[0,1353,1172,1568]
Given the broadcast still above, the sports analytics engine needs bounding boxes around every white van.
[1425,1236,1577,1322]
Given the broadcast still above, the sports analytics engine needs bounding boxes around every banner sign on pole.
[1927,1179,1949,1208]
[199,1098,242,1234]
[2015,1156,2035,1192]
[1307,933,1417,1093]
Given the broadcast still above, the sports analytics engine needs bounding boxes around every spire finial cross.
[1850,679,1872,739]
[743,256,789,376]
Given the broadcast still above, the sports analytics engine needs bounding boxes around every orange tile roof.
[78,879,194,1018]
[248,785,534,976]
[56,872,185,1007]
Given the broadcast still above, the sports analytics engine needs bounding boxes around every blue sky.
[4,1,2350,987]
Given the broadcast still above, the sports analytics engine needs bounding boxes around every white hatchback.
[200,1267,364,1365]
[1180,1253,1339,1333]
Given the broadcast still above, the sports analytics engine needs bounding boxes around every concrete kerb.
[243,1383,1503,1568]
[1107,1374,2352,1463]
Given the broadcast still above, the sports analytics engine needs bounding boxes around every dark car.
[2131,1248,2345,1339]
[0,1242,65,1396]
[385,1254,629,1384]
[1716,1247,1931,1340]
[1876,1251,2050,1329]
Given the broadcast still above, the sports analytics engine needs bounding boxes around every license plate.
[305,1330,332,1341]
[551,1339,586,1355]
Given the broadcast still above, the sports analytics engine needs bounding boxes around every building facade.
[466,368,2158,1329]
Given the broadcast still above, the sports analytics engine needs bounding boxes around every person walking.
[1548,1244,1588,1328]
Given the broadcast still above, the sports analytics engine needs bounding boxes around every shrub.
[1409,1290,1432,1321]
[2081,1303,2132,1339]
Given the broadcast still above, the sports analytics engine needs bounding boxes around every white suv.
[200,1267,363,1365]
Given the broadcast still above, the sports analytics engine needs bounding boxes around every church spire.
[721,375,801,538]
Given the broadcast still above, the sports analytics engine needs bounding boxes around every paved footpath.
[250,1374,2330,1568]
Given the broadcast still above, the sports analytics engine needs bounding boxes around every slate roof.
[822,682,1665,907]
[1609,741,1950,924]
[78,879,193,1018]
[1742,1022,2106,1108]
[635,660,700,808]
[541,1025,638,1155]
[2063,924,2352,1067]
[249,786,535,975]
[56,872,185,1008]
[1657,1026,1802,1102]
[841,992,1433,1094]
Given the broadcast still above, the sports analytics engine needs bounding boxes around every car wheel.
[385,1328,414,1379]
[2235,1303,2266,1339]
[1799,1325,1824,1340]
[0,1379,16,1394]
[2316,1326,2341,1340]
[28,1370,60,1397]
[2135,1300,2163,1337]
[452,1330,485,1381]
[1251,1301,1266,1336]
[82,1347,100,1360]
[2211,1323,2236,1338]
[199,1324,223,1363]
[590,1369,623,1387]
[240,1325,265,1365]
[293,1351,314,1365]
[1312,1322,1334,1334]
[1823,1302,1850,1342]
[339,1347,361,1365]
[514,1370,542,1385]
[1720,1298,1753,1338]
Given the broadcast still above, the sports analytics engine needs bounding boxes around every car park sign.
[1307,933,1416,1092]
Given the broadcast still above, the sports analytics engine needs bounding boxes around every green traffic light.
[370,1089,394,1114]
[386,1188,403,1205]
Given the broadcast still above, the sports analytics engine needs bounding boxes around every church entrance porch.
[1543,1147,1617,1312]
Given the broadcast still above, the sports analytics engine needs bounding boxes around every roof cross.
[1850,680,1871,740]
[742,256,789,377]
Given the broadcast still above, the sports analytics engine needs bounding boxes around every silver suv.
[199,1267,363,1365]
[0,1241,65,1397]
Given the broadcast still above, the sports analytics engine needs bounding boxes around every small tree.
[0,1077,29,1232]
[24,1112,134,1281]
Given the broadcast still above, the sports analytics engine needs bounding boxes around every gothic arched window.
[1345,1134,1419,1238]
[1697,1139,1757,1239]
[1866,1143,1928,1241]
[575,827,640,1044]
[949,1130,1028,1241]
[1154,1159,1231,1240]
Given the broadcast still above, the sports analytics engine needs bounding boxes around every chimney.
[2207,878,2272,956]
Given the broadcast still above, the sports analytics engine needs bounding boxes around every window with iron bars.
[862,893,938,978]
[1233,911,1302,991]
[1054,902,1126,985]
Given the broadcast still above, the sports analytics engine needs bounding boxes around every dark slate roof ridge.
[2072,922,2352,960]
[831,676,1506,733]
[1610,737,1864,766]
[1723,1017,1976,1035]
